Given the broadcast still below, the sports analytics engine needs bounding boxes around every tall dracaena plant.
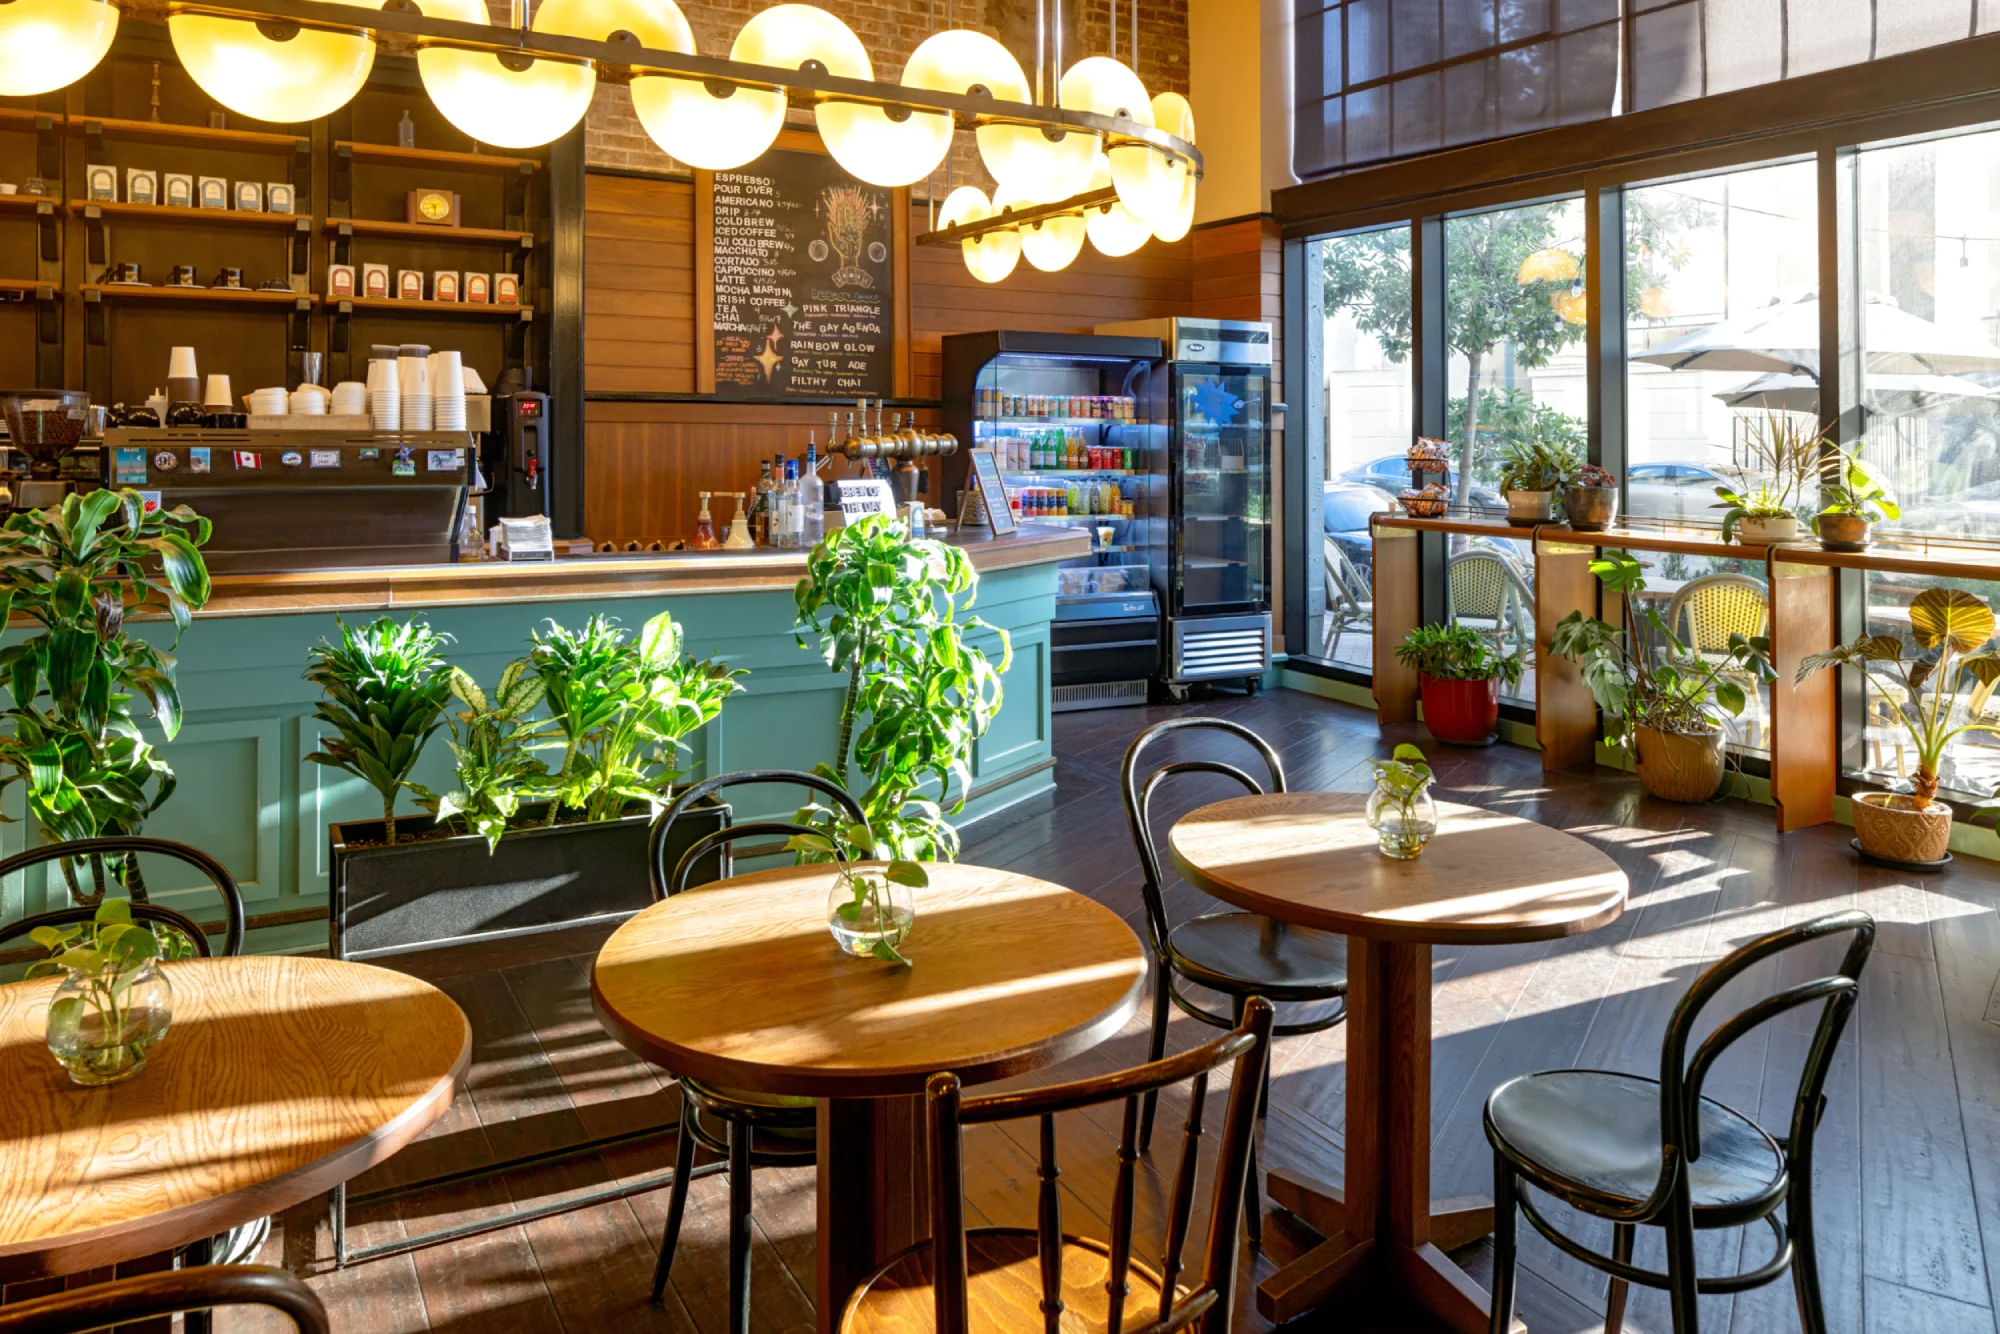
[793,515,1010,861]
[304,617,454,844]
[1796,587,2000,805]
[0,489,210,904]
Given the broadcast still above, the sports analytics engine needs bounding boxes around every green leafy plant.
[1795,586,2000,806]
[1496,434,1582,493]
[304,617,454,844]
[0,489,211,905]
[1712,412,1827,540]
[792,515,1010,861]
[1549,551,1775,747]
[29,897,192,1080]
[1815,446,1901,527]
[1367,743,1434,857]
[415,661,552,851]
[530,610,743,825]
[1393,624,1524,686]
[787,824,927,965]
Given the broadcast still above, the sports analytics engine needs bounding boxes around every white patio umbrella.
[1715,370,1999,416]
[1635,292,2000,378]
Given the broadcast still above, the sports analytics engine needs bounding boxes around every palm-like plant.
[304,617,454,844]
[0,489,210,902]
[1796,586,2000,805]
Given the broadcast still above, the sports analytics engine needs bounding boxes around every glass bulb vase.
[1366,783,1439,860]
[827,869,915,960]
[45,959,173,1086]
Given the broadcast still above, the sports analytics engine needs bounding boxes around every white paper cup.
[203,373,232,408]
[168,346,198,381]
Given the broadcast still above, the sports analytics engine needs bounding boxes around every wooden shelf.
[72,200,306,230]
[81,284,312,307]
[326,217,533,246]
[1534,521,1774,557]
[0,194,55,212]
[1779,538,2000,583]
[71,116,309,152]
[1375,511,1541,538]
[336,296,531,319]
[0,279,58,296]
[334,141,539,174]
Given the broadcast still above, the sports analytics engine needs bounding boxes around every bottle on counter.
[800,432,825,549]
[774,459,802,548]
[691,491,720,550]
[751,459,775,545]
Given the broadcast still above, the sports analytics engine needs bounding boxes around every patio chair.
[1447,549,1534,651]
[1664,573,1769,746]
[1322,536,1372,660]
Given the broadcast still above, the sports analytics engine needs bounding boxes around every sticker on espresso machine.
[113,447,147,485]
[358,447,380,460]
[426,449,463,472]
[151,451,178,472]
[188,447,211,474]
[280,450,304,468]
[309,449,341,469]
[392,446,415,477]
[137,491,161,514]
[233,450,263,470]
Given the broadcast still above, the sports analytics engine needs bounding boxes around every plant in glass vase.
[29,897,192,1086]
[1550,551,1775,802]
[1366,743,1438,858]
[1712,412,1826,543]
[304,617,454,845]
[0,488,212,906]
[788,824,926,964]
[791,515,1010,861]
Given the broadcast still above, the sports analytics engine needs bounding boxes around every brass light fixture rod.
[912,185,1119,245]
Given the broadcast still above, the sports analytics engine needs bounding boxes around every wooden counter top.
[195,522,1091,617]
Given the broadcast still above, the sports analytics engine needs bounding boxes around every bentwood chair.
[1447,548,1535,653]
[1485,910,1875,1334]
[0,1266,328,1334]
[0,836,246,958]
[646,770,872,1333]
[840,996,1274,1334]
[1121,717,1347,1245]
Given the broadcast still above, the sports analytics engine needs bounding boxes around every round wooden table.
[1170,791,1628,1333]
[0,954,470,1283]
[591,860,1149,1332]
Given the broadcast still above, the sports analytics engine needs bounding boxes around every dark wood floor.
[227,688,2000,1334]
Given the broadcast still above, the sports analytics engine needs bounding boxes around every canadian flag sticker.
[234,451,263,470]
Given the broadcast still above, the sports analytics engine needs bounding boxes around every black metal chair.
[1485,909,1875,1334]
[0,836,246,958]
[645,769,872,1333]
[840,997,1274,1334]
[1120,716,1348,1244]
[0,1265,327,1333]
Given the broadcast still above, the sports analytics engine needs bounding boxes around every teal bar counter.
[0,524,1088,953]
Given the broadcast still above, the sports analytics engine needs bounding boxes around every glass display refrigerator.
[1097,317,1273,695]
[942,331,1164,711]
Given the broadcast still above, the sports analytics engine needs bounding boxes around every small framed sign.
[834,478,895,525]
[966,448,1017,536]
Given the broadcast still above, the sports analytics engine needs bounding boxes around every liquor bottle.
[800,431,825,548]
[751,459,775,545]
[776,459,803,548]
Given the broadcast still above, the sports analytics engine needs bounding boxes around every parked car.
[1323,479,1395,575]
[1891,480,2000,541]
[1337,454,1505,510]
[1626,461,1731,520]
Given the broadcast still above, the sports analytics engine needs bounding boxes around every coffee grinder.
[0,389,92,510]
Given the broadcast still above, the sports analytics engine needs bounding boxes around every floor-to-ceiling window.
[1306,226,1414,672]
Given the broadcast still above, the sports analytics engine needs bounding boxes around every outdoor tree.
[1324,195,1711,502]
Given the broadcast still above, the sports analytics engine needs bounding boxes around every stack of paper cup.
[330,381,367,416]
[246,387,289,416]
[429,351,466,431]
[397,344,432,431]
[167,347,199,406]
[290,384,329,416]
[366,356,400,431]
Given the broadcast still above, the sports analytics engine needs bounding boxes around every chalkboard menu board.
[709,148,896,400]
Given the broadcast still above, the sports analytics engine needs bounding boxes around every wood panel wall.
[580,170,1195,545]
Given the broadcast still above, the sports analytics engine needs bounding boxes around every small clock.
[405,188,461,227]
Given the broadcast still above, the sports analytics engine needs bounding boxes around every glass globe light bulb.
[0,0,116,97]
[820,29,1012,190]
[940,185,1020,284]
[170,0,379,124]
[1082,155,1150,257]
[1107,90,1191,225]
[999,183,1083,273]
[1151,172,1195,243]
[415,0,594,150]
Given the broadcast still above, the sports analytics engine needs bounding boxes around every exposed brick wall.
[581,0,1190,184]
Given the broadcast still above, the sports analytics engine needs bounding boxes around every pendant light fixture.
[1151,172,1195,242]
[416,0,595,150]
[171,0,379,124]
[1007,182,1086,273]
[1106,91,1191,225]
[1083,154,1151,257]
[939,185,1021,283]
[0,0,116,97]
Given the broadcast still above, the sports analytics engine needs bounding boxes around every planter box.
[329,797,730,960]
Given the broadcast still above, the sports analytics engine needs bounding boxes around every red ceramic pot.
[1420,674,1500,745]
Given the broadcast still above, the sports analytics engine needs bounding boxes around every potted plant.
[28,897,191,1086]
[1564,463,1618,532]
[1365,743,1437,859]
[1550,551,1775,802]
[1794,587,2000,864]
[318,611,743,959]
[1393,624,1523,745]
[1712,412,1824,544]
[1497,436,1582,523]
[0,489,211,907]
[791,514,1010,863]
[1813,445,1899,552]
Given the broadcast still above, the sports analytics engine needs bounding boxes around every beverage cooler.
[942,331,1163,711]
[1098,317,1273,695]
